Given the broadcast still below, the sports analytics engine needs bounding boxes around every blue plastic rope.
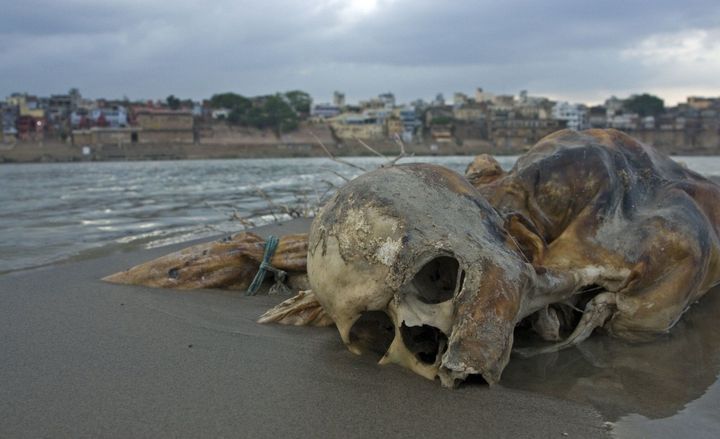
[246,235,280,296]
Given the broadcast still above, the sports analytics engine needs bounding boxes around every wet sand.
[502,287,720,438]
[1,219,717,438]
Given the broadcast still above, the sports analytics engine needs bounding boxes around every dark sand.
[1,220,611,438]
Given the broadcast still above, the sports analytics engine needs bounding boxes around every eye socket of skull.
[348,310,395,358]
[411,256,463,304]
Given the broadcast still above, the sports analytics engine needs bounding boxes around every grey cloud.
[0,0,718,103]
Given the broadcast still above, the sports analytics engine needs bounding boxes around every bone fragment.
[257,290,334,326]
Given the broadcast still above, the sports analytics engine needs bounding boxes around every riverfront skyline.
[1,0,719,105]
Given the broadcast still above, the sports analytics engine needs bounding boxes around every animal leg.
[514,292,616,357]
[257,290,334,327]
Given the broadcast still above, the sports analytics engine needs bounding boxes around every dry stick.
[251,185,284,222]
[319,166,351,182]
[229,209,257,230]
[297,189,312,218]
[355,138,389,161]
[236,216,256,229]
[202,201,255,231]
[387,133,412,166]
[310,131,367,172]
[204,201,248,224]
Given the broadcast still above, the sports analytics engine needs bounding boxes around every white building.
[607,113,638,130]
[552,101,587,130]
[211,108,231,119]
[71,106,128,127]
[475,87,494,103]
[453,92,469,107]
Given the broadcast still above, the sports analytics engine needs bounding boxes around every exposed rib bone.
[514,292,617,357]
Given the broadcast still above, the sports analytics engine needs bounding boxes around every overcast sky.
[1,0,719,105]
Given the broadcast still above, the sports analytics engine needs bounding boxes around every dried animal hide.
[104,232,309,291]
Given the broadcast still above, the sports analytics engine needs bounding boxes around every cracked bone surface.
[306,163,561,386]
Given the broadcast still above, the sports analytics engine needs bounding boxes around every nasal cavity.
[412,256,461,304]
[400,323,448,364]
[349,311,395,359]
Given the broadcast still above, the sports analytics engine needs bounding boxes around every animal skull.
[307,163,593,386]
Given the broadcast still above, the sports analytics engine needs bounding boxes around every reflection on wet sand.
[502,286,720,422]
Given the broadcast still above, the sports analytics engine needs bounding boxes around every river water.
[0,156,496,274]
[2,154,720,437]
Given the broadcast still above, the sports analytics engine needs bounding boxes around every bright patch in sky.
[336,0,381,26]
[346,0,379,15]
[622,29,720,64]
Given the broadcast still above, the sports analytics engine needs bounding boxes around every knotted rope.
[246,235,288,296]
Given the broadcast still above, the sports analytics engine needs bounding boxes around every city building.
[91,106,128,127]
[687,96,718,110]
[71,106,128,128]
[491,95,516,111]
[134,109,194,144]
[328,113,385,140]
[607,113,638,130]
[378,92,395,108]
[453,104,487,122]
[310,104,341,119]
[7,93,45,119]
[474,87,494,103]
[605,96,625,117]
[333,91,345,107]
[432,93,446,107]
[453,93,469,107]
[211,108,231,119]
[552,101,588,130]
[586,106,606,128]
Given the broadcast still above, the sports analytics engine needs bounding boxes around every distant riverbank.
[2,132,719,163]
[0,140,505,164]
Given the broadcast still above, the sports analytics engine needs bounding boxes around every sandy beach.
[0,219,613,438]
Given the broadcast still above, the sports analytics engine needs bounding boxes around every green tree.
[166,95,181,110]
[209,93,252,111]
[624,94,665,117]
[226,93,299,134]
[266,94,299,132]
[284,90,312,115]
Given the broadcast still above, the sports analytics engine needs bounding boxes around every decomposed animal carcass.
[283,163,625,386]
[108,129,720,387]
[262,129,720,386]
